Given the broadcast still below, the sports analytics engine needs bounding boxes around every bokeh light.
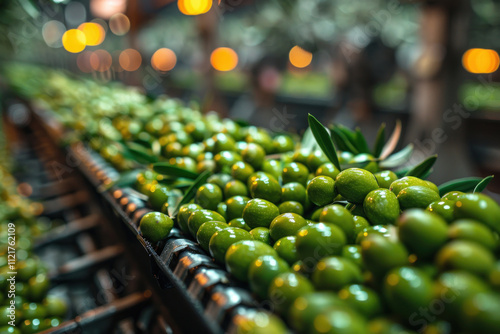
[91,0,126,19]
[77,51,93,73]
[62,29,86,53]
[289,46,313,68]
[65,2,86,27]
[210,47,238,72]
[42,20,65,48]
[178,0,212,15]
[462,48,500,74]
[109,13,130,36]
[119,49,142,71]
[78,22,105,46]
[90,49,112,72]
[151,48,177,72]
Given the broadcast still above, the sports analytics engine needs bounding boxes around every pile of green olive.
[0,168,68,334]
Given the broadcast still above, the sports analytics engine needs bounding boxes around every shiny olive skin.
[295,223,347,263]
[311,256,363,291]
[249,174,282,204]
[315,163,341,180]
[228,218,251,231]
[448,219,497,251]
[307,176,336,207]
[397,186,441,210]
[225,240,278,282]
[360,234,409,278]
[248,255,290,299]
[374,171,398,189]
[319,204,355,242]
[225,195,250,221]
[187,209,226,238]
[273,236,298,265]
[242,198,280,229]
[454,193,500,234]
[231,161,255,183]
[268,272,314,315]
[269,213,308,241]
[389,176,435,196]
[435,240,495,277]
[281,182,307,204]
[335,168,379,203]
[209,227,252,263]
[363,189,400,225]
[249,227,272,244]
[338,284,383,318]
[308,306,369,334]
[278,201,304,215]
[195,183,223,211]
[282,162,310,186]
[426,200,455,223]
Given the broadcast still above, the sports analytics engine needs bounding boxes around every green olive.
[249,227,272,244]
[139,212,174,243]
[248,174,282,204]
[315,163,341,180]
[295,223,347,263]
[225,240,277,282]
[268,272,314,315]
[311,256,363,290]
[242,198,280,229]
[225,196,250,221]
[397,186,441,210]
[278,201,304,215]
[228,218,251,231]
[426,200,455,223]
[307,176,336,207]
[248,255,290,299]
[209,227,252,263]
[374,171,398,189]
[282,162,310,186]
[360,234,408,278]
[273,236,298,265]
[435,240,495,277]
[363,189,400,225]
[335,168,379,203]
[319,204,355,242]
[231,161,255,183]
[281,182,307,204]
[187,209,226,238]
[454,193,500,234]
[309,306,368,334]
[338,284,382,318]
[448,219,497,251]
[270,213,308,241]
[195,183,223,211]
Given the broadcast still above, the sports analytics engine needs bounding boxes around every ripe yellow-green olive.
[315,162,341,180]
[364,189,400,225]
[295,223,347,263]
[268,272,314,315]
[319,204,355,242]
[374,171,398,189]
[397,186,441,210]
[312,256,363,290]
[225,240,278,282]
[454,193,500,234]
[195,183,223,211]
[270,213,308,241]
[248,255,290,299]
[335,168,379,203]
[242,198,280,229]
[273,236,298,265]
[307,176,336,207]
[435,240,495,277]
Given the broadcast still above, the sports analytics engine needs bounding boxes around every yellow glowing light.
[289,46,313,68]
[90,49,112,72]
[119,49,142,71]
[109,13,130,36]
[210,47,238,72]
[151,48,177,72]
[463,48,500,74]
[78,22,105,46]
[178,0,212,15]
[62,29,86,53]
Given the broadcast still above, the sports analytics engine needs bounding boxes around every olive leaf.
[473,175,494,193]
[172,170,211,217]
[330,126,359,154]
[405,155,437,179]
[379,144,414,169]
[152,162,199,179]
[379,120,402,160]
[125,142,158,164]
[438,177,483,196]
[308,114,341,171]
[354,128,371,154]
[373,123,386,158]
[167,189,184,217]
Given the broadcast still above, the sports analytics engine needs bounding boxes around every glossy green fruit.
[139,212,174,243]
[363,189,400,225]
[217,202,228,220]
[273,236,297,265]
[212,133,236,153]
[207,173,232,189]
[43,296,68,318]
[281,182,307,204]
[225,240,278,282]
[288,292,345,334]
[27,273,50,302]
[460,293,500,334]
[448,219,497,251]
[312,257,363,290]
[389,176,434,196]
[0,306,20,326]
[352,216,370,236]
[249,227,271,244]
[360,234,408,277]
[262,160,282,180]
[397,209,448,259]
[435,240,495,277]
[397,186,441,210]
[295,223,347,263]
[278,201,304,215]
[196,221,229,251]
[315,163,340,180]
[273,134,295,153]
[242,143,266,169]
[345,203,366,218]
[454,193,500,234]
[225,196,250,221]
[17,259,38,282]
[309,306,369,334]
[270,213,308,241]
[383,267,434,318]
[233,310,288,334]
[214,151,242,173]
[426,200,455,223]
[307,176,335,207]
[228,218,251,231]
[21,302,47,319]
[441,191,464,202]
[319,204,355,242]
[338,284,382,318]
[231,161,255,183]
[367,317,415,334]
[335,168,379,203]
[148,185,170,211]
[307,150,329,171]
[282,162,309,186]
[242,198,280,229]
[248,255,290,299]
[195,183,223,211]
[209,227,252,263]
[374,171,398,189]
[341,245,363,268]
[224,180,248,198]
[268,272,314,315]
[249,174,282,204]
[187,209,226,237]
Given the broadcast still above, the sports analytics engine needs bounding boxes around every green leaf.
[125,143,158,164]
[373,123,386,158]
[308,114,341,171]
[473,175,494,193]
[379,144,414,168]
[438,177,483,197]
[173,170,211,217]
[354,128,371,154]
[167,189,184,217]
[379,120,402,160]
[330,126,359,154]
[405,155,437,179]
[152,163,199,179]
[337,125,357,145]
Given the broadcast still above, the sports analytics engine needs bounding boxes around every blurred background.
[0,0,499,190]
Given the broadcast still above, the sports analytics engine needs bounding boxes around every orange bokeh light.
[462,48,500,74]
[151,48,177,72]
[289,46,313,69]
[210,47,238,72]
[90,49,112,72]
[62,29,86,53]
[109,13,130,36]
[119,49,142,71]
[77,51,93,73]
[178,0,212,15]
[78,22,105,46]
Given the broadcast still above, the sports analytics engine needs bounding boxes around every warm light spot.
[90,0,126,19]
[463,48,500,74]
[90,49,112,72]
[16,183,33,197]
[78,22,105,46]
[210,47,238,72]
[178,0,212,15]
[29,202,44,215]
[109,13,130,36]
[408,254,418,264]
[289,46,313,68]
[62,29,86,53]
[119,49,142,71]
[294,297,308,311]
[151,48,177,72]
[386,273,399,286]
[313,315,331,333]
[42,20,65,48]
